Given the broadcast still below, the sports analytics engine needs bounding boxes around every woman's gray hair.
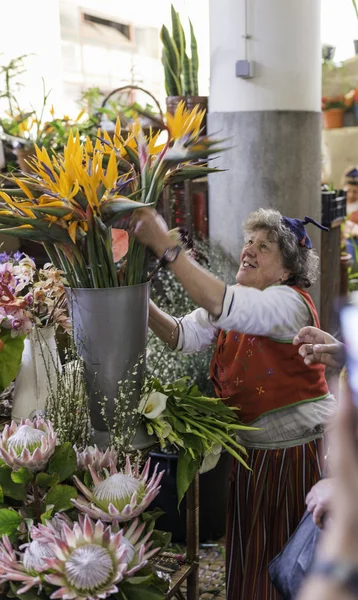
[243,208,320,289]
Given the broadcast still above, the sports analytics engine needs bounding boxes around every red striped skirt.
[226,438,324,600]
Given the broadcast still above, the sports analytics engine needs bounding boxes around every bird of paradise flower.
[0,101,226,288]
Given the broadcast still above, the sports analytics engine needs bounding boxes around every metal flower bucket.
[66,283,150,440]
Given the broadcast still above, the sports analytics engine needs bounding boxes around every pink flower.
[0,263,16,289]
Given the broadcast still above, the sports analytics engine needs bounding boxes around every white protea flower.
[0,535,41,594]
[44,516,135,599]
[0,418,57,472]
[72,456,164,523]
[138,391,168,419]
[22,540,56,572]
[121,517,160,575]
[74,445,118,472]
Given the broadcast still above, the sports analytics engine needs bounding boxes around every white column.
[208,0,322,305]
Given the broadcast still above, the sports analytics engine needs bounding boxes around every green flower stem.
[182,416,249,467]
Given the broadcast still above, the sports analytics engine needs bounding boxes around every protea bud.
[0,418,56,472]
[74,445,118,471]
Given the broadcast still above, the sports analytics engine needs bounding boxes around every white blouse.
[173,285,337,448]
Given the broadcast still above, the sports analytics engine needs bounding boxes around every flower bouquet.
[139,377,257,504]
[0,417,169,600]
[0,101,224,288]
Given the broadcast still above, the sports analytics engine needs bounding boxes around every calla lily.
[199,443,222,474]
[138,391,168,419]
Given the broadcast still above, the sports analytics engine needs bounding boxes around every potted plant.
[0,103,224,444]
[160,5,207,124]
[322,94,349,129]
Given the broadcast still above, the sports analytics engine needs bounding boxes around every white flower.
[0,419,57,472]
[138,391,168,419]
[72,457,164,523]
[199,443,222,474]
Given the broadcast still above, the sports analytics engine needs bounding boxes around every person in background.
[297,379,358,600]
[342,167,358,254]
[130,206,336,600]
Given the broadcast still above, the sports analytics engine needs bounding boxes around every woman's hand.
[129,208,173,257]
[293,326,345,369]
[306,478,334,528]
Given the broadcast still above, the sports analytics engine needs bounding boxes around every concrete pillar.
[208,0,322,285]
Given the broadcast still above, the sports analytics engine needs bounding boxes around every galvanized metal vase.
[66,283,150,444]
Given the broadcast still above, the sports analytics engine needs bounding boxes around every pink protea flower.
[0,418,57,472]
[43,515,130,599]
[72,457,164,523]
[121,517,160,575]
[0,535,41,594]
[74,445,118,471]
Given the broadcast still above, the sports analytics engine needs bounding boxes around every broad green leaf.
[44,484,77,512]
[176,450,200,507]
[11,467,34,484]
[35,472,60,488]
[0,485,4,503]
[0,332,25,393]
[0,466,26,500]
[48,442,77,482]
[0,508,22,535]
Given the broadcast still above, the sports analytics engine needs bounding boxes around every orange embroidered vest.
[209,286,329,424]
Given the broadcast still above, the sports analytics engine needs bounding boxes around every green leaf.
[31,206,73,218]
[177,449,200,507]
[0,466,26,500]
[35,472,60,488]
[0,332,25,393]
[11,467,34,484]
[40,506,54,524]
[0,485,4,504]
[0,508,22,536]
[44,484,77,512]
[101,198,151,224]
[48,442,77,482]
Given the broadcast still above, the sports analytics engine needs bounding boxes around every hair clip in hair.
[282,216,329,249]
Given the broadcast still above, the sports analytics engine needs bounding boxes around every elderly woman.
[130,207,336,600]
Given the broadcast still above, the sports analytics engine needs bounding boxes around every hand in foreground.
[317,381,358,564]
[293,326,345,369]
[306,478,334,528]
[129,208,171,257]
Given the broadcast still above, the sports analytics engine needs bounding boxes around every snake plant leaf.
[160,24,181,76]
[183,52,193,96]
[189,19,199,95]
[162,49,182,96]
[171,4,185,64]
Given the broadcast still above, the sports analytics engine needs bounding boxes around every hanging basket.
[322,108,345,129]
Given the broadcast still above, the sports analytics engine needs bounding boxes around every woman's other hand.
[130,208,172,257]
[306,478,334,528]
[293,326,345,369]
